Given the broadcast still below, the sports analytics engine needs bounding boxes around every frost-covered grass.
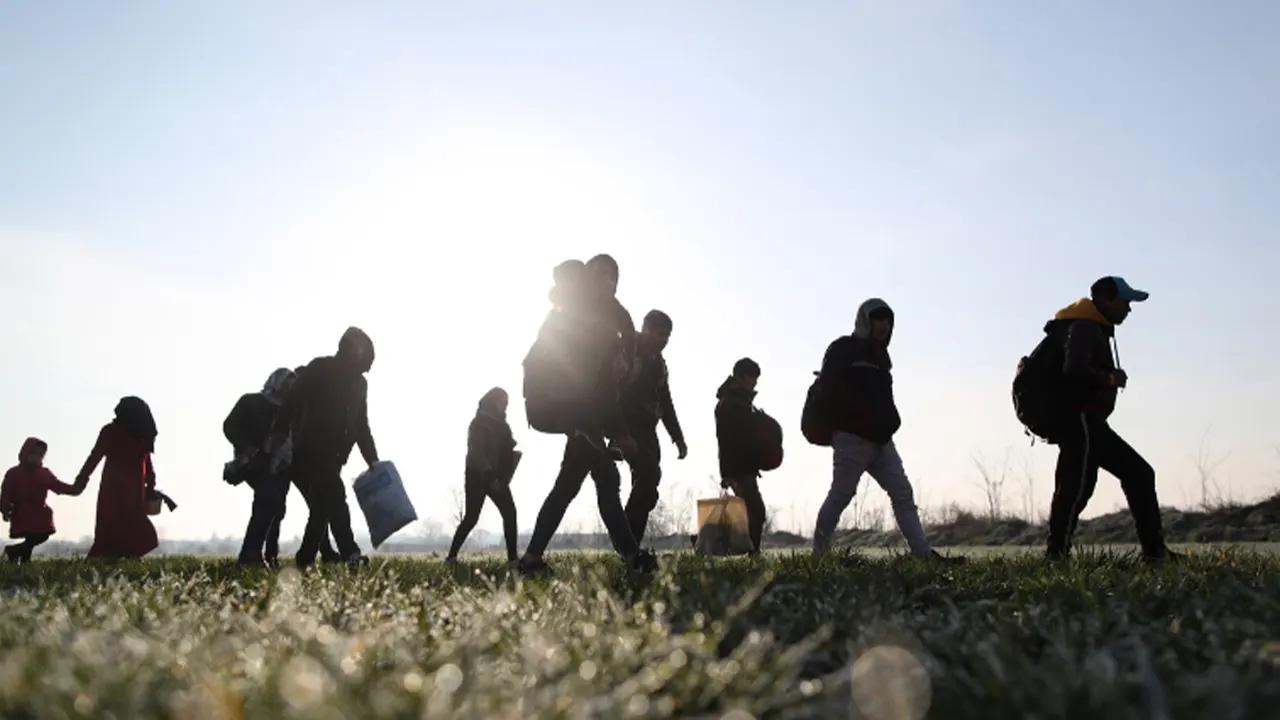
[1,549,1277,719]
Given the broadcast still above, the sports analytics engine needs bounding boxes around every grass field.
[1,548,1277,719]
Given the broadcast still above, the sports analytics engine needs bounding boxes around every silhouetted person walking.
[519,256,657,574]
[811,300,948,560]
[1034,277,1173,561]
[447,387,520,564]
[75,397,161,559]
[272,327,380,568]
[621,310,687,545]
[2,438,83,563]
[716,358,766,554]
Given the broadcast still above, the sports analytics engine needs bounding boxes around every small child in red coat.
[1,437,82,563]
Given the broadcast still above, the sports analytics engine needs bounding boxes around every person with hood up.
[1,438,83,563]
[716,357,766,553]
[224,367,341,567]
[519,255,658,575]
[271,327,380,568]
[812,300,951,560]
[621,309,688,545]
[1042,277,1173,562]
[446,387,520,564]
[75,397,161,559]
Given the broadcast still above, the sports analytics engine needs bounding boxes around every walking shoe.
[627,549,659,574]
[929,550,967,565]
[1143,546,1186,565]
[346,552,370,568]
[237,555,268,569]
[517,554,552,576]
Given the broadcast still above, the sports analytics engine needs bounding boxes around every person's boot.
[1143,544,1185,565]
[517,554,551,576]
[237,554,268,569]
[627,549,659,574]
[3,545,19,564]
[319,541,343,564]
[929,550,967,565]
[18,544,34,564]
[345,551,369,568]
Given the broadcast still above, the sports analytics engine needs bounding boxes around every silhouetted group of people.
[4,257,1175,567]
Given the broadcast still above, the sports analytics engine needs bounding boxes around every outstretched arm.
[75,430,107,491]
[46,470,80,496]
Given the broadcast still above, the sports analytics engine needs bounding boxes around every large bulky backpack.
[801,371,833,447]
[1012,333,1066,442]
[522,311,594,434]
[753,408,784,472]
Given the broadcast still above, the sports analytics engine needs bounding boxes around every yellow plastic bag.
[694,495,754,556]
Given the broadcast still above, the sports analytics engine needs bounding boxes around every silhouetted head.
[18,437,47,469]
[1091,276,1148,326]
[550,259,587,309]
[586,254,620,298]
[262,367,296,403]
[114,397,158,452]
[732,357,761,393]
[640,310,673,355]
[337,327,375,374]
[478,387,509,419]
[853,299,895,347]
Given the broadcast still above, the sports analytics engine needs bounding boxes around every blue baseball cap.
[1092,276,1149,303]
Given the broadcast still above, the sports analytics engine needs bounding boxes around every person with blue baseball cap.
[1035,276,1176,562]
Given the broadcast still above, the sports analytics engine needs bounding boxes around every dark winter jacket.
[466,412,518,485]
[715,377,759,481]
[622,351,685,445]
[820,299,902,445]
[224,393,278,456]
[1048,299,1119,419]
[274,356,375,466]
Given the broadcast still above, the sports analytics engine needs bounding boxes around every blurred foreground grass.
[1,548,1277,719]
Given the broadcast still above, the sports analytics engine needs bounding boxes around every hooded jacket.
[715,377,759,481]
[1046,298,1119,419]
[224,370,293,456]
[1,438,78,538]
[466,407,518,484]
[820,299,902,444]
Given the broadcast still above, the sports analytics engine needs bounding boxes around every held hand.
[675,440,689,460]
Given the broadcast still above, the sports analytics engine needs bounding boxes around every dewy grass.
[0,549,1277,719]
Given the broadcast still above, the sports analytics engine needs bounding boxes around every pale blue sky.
[2,2,1277,543]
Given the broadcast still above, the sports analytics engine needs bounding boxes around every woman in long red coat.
[75,397,159,559]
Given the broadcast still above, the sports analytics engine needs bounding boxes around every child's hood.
[18,437,47,464]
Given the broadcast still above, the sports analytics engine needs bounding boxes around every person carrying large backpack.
[1018,277,1174,562]
[810,300,951,560]
[519,255,657,574]
[270,327,380,568]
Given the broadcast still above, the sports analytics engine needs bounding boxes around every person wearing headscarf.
[75,397,161,559]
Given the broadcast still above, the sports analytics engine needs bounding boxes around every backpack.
[753,408,784,472]
[1012,333,1066,442]
[522,311,594,434]
[801,372,833,447]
